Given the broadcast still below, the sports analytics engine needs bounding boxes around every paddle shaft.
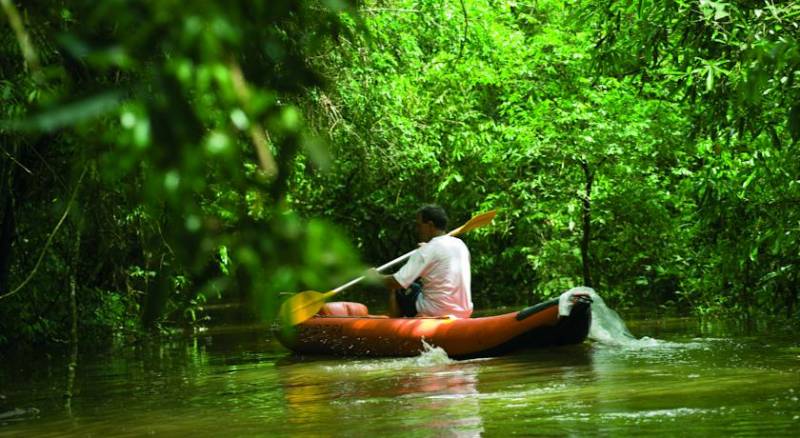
[330,250,413,294]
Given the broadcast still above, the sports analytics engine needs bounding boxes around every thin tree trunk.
[64,223,81,412]
[580,160,594,288]
[0,189,15,293]
[0,143,18,294]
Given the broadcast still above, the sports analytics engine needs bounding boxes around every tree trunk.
[65,228,81,413]
[0,191,15,293]
[580,160,594,288]
[0,144,19,294]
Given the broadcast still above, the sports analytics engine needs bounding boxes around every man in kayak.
[371,205,473,319]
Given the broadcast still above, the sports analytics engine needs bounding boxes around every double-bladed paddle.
[278,210,497,326]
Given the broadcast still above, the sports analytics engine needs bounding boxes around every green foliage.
[583,0,800,316]
[291,0,797,317]
[1,0,798,350]
[292,0,695,309]
[0,0,363,348]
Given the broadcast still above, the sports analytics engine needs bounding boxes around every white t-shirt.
[392,235,472,318]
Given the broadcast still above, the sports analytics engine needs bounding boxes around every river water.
[1,308,798,436]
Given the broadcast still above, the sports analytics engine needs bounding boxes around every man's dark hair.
[417,204,448,230]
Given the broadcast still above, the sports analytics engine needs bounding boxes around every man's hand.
[364,268,384,286]
[364,268,402,291]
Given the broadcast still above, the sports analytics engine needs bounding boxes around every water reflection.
[278,352,485,436]
[1,321,798,436]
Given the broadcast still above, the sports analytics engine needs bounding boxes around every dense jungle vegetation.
[1,0,798,349]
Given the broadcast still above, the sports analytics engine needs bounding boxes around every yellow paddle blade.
[448,210,497,237]
[278,290,335,326]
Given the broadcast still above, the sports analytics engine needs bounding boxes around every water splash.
[321,339,453,374]
[412,338,455,366]
[586,291,637,346]
[585,290,701,349]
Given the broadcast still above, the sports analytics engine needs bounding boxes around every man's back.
[395,235,472,318]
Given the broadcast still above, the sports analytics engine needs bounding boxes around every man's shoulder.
[430,235,468,252]
[429,235,457,245]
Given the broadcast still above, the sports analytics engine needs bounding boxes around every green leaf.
[714,4,730,21]
[742,172,755,190]
[706,68,715,92]
[2,92,122,132]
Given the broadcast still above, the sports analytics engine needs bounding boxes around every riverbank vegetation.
[1,0,798,349]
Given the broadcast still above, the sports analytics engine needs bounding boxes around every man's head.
[416,204,448,242]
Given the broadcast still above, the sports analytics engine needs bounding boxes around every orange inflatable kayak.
[276,291,592,359]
